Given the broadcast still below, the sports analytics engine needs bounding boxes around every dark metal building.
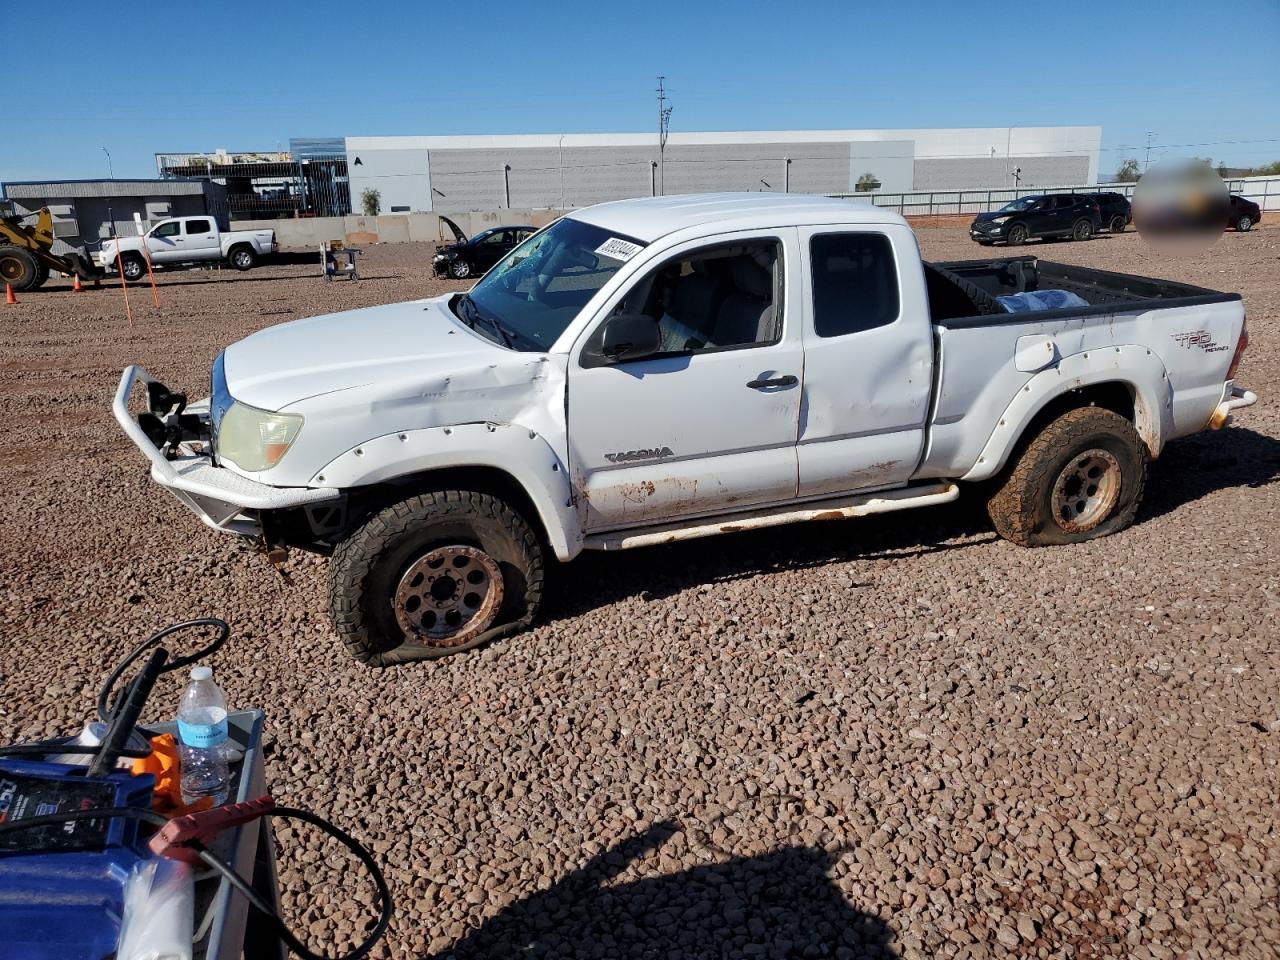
[0,179,229,253]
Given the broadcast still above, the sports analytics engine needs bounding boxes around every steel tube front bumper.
[113,365,340,536]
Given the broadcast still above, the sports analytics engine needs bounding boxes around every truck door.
[182,217,220,258]
[145,220,183,263]
[794,226,933,498]
[568,230,803,530]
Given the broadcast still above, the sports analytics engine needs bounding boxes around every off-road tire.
[0,245,39,291]
[1005,224,1029,246]
[120,254,146,283]
[229,246,255,271]
[1072,219,1094,242]
[986,406,1146,547]
[329,490,544,664]
[1109,215,1127,233]
[1236,216,1254,233]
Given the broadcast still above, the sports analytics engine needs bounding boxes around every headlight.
[433,253,446,261]
[216,402,303,472]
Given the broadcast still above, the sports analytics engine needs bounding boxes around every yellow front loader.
[0,207,101,291]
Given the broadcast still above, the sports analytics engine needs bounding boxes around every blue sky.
[6,0,1278,184]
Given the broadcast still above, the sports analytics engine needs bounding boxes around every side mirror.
[600,313,661,362]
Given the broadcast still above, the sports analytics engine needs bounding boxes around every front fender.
[961,345,1171,482]
[310,422,583,561]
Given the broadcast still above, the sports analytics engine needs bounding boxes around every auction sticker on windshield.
[594,237,644,262]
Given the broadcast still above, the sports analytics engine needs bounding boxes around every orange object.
[131,733,212,816]
[72,274,84,292]
[4,283,16,305]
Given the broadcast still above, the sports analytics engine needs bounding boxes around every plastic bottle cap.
[191,666,213,681]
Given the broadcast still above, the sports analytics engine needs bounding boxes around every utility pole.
[1144,132,1156,172]
[656,76,672,196]
[102,146,113,179]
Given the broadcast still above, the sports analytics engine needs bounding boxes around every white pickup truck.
[99,216,277,281]
[114,194,1256,665]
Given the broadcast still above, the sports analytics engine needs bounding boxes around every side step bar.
[583,482,960,551]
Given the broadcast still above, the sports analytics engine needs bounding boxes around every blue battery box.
[0,758,155,960]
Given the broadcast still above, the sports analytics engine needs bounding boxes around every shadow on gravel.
[1141,426,1280,521]
[550,495,996,617]
[423,822,894,960]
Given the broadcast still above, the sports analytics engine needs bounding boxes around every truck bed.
[924,256,1240,326]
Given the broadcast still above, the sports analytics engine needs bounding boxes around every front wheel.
[120,254,146,283]
[1072,219,1094,242]
[986,406,1147,547]
[229,247,255,271]
[329,490,545,663]
[1005,224,1029,246]
[1236,216,1254,232]
[448,259,472,280]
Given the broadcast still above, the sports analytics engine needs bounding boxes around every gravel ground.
[1,225,1277,959]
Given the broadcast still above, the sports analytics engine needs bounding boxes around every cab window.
[601,239,783,359]
[809,233,899,338]
[184,219,212,234]
[152,221,181,238]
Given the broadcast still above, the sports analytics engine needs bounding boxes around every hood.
[222,296,504,410]
[973,211,1012,223]
[440,215,467,243]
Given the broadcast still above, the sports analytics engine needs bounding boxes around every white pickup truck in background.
[98,216,277,281]
[114,194,1256,665]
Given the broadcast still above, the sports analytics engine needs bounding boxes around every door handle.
[746,375,798,389]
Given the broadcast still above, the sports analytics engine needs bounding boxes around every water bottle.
[177,666,230,805]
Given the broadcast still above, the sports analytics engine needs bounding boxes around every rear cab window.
[184,219,212,234]
[809,233,900,337]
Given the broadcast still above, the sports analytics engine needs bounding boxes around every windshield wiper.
[455,293,515,348]
[480,314,515,349]
[455,293,479,329]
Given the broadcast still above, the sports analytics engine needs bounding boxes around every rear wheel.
[329,489,545,663]
[229,246,255,270]
[0,245,39,291]
[1236,215,1254,232]
[987,406,1146,547]
[1005,224,1029,246]
[1109,215,1127,233]
[1072,219,1094,242]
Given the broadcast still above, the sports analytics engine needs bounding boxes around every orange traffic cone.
[4,283,16,305]
[72,274,84,293]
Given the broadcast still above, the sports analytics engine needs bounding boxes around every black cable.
[0,742,151,760]
[0,804,392,960]
[96,618,230,723]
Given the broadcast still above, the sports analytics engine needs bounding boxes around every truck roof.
[567,192,908,243]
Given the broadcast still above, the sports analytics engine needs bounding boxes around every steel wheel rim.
[124,261,142,280]
[1238,217,1251,231]
[394,544,503,648]
[1052,448,1121,532]
[234,251,251,267]
[0,257,23,282]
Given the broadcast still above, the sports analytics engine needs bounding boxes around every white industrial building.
[346,126,1101,215]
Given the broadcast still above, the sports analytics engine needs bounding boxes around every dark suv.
[1229,194,1262,232]
[1089,192,1132,233]
[970,194,1102,246]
